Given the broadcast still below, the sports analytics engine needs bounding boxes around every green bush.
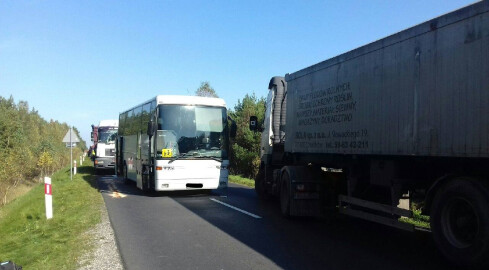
[228,93,265,179]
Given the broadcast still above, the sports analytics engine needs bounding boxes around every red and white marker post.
[45,176,53,219]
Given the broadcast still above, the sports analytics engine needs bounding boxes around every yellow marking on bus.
[161,148,173,157]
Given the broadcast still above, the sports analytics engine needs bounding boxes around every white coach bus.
[116,95,236,192]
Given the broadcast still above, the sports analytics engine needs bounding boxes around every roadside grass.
[0,160,102,270]
[400,207,431,229]
[229,175,254,188]
[3,183,36,206]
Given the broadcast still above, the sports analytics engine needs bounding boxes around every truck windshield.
[155,104,229,159]
[98,128,117,143]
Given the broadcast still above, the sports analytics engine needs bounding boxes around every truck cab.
[93,120,118,174]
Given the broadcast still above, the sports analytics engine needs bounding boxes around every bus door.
[136,132,143,189]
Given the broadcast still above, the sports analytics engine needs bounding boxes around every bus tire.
[123,165,130,185]
[280,171,291,218]
[142,174,152,194]
[430,177,489,268]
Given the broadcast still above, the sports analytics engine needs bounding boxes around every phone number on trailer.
[324,140,369,149]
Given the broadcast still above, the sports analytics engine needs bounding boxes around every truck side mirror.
[249,116,258,131]
[147,120,155,136]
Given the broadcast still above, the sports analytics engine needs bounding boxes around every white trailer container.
[250,1,489,268]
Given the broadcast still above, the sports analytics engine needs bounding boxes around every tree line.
[0,96,86,205]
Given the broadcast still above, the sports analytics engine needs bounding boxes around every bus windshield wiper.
[168,153,188,163]
[195,156,222,162]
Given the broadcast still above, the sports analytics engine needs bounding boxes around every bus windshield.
[156,105,229,159]
[98,128,117,143]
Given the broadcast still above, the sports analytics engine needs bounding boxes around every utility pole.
[62,126,80,181]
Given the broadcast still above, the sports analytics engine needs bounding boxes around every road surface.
[97,174,457,270]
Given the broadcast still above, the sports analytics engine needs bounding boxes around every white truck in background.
[93,120,118,174]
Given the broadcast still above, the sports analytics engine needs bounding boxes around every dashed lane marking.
[210,198,262,219]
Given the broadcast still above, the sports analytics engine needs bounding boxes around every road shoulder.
[77,201,124,270]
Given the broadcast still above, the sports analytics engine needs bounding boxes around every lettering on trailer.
[296,83,355,126]
[293,82,369,152]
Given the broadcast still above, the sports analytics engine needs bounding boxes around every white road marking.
[210,198,262,219]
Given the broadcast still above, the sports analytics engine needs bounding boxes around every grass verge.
[0,160,102,270]
[400,208,431,229]
[229,175,255,188]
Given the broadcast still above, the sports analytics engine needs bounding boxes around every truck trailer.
[250,1,489,267]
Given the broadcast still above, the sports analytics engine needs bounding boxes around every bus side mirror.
[227,116,237,138]
[249,116,258,131]
[90,132,94,141]
[230,121,237,138]
[147,120,155,136]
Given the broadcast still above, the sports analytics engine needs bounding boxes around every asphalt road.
[97,174,458,270]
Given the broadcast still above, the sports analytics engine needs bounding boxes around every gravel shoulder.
[77,202,124,270]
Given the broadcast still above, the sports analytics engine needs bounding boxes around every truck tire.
[430,177,489,268]
[280,172,291,217]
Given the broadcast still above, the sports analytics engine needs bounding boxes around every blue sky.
[0,0,478,144]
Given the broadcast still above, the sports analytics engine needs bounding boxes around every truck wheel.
[430,177,489,268]
[280,172,291,217]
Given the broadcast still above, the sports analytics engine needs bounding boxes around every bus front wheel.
[123,165,130,185]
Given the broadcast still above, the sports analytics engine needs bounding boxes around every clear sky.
[0,0,479,144]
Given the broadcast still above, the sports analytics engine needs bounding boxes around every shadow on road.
[96,174,460,270]
[172,187,458,270]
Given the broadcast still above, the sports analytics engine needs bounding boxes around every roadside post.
[70,127,72,179]
[74,160,77,175]
[45,177,53,219]
[62,127,80,180]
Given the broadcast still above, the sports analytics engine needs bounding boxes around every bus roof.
[120,95,227,115]
[155,95,226,107]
